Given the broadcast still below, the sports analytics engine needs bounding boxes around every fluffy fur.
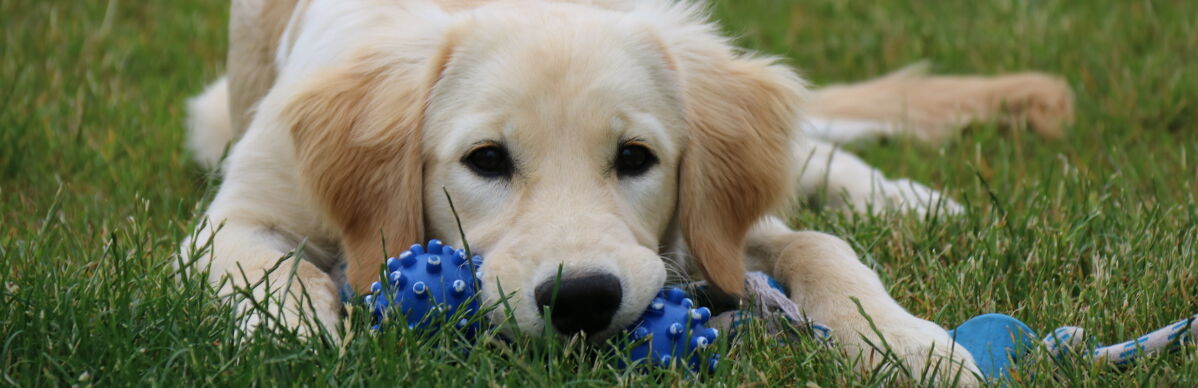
[182,0,1075,385]
[804,63,1074,143]
[185,76,233,170]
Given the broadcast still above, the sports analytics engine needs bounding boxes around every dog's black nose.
[535,273,623,336]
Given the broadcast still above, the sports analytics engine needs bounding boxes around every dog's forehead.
[448,22,672,111]
[426,16,686,159]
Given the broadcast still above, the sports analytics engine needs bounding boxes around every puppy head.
[286,2,804,339]
[423,3,804,338]
[421,7,682,338]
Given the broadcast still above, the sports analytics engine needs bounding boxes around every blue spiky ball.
[364,239,484,333]
[626,287,720,371]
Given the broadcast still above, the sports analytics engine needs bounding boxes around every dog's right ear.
[282,38,458,293]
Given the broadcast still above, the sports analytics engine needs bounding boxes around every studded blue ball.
[363,239,484,333]
[626,287,720,372]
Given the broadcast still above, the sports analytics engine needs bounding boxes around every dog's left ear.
[669,43,806,296]
[282,39,458,293]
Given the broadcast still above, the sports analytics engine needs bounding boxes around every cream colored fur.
[181,0,1076,385]
[803,62,1073,144]
[185,76,234,170]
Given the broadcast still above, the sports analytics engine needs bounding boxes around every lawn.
[2,0,1196,386]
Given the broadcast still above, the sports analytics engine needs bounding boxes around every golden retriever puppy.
[182,0,1073,384]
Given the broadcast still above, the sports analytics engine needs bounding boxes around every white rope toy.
[1044,315,1198,365]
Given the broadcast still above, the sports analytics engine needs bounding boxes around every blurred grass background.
[2,0,1196,385]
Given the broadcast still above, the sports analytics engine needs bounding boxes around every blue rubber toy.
[626,287,720,371]
[364,239,484,333]
[948,312,1198,381]
[947,313,1037,380]
[365,240,720,371]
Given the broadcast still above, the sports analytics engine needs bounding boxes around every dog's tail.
[801,62,1074,144]
[185,76,235,170]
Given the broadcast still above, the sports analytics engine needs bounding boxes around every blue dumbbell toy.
[626,287,720,371]
[364,240,721,371]
[949,312,1198,381]
[364,239,484,333]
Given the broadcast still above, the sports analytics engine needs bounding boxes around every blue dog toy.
[364,240,484,333]
[365,240,720,370]
[947,313,1197,381]
[947,313,1037,380]
[626,287,720,371]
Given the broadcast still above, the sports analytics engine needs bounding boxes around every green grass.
[3,0,1196,385]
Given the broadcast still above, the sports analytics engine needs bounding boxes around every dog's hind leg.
[792,137,963,215]
[804,64,1074,144]
[227,0,303,134]
[185,0,304,170]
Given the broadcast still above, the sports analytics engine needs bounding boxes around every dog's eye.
[615,144,657,177]
[463,145,513,178]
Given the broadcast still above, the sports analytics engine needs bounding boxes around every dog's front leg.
[746,218,979,385]
[183,217,341,340]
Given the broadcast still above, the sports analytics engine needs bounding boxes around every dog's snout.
[534,273,623,336]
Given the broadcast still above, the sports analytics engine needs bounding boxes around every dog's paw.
[992,73,1075,139]
[838,317,982,386]
[229,263,343,342]
[234,293,342,342]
